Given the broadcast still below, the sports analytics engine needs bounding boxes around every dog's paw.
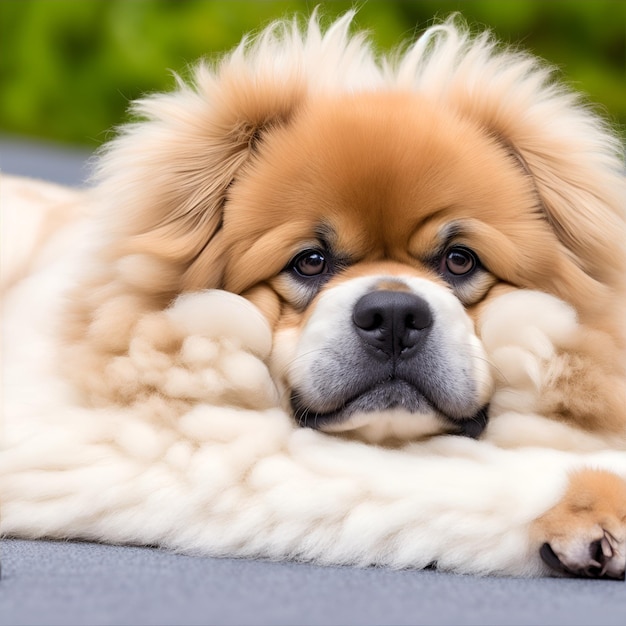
[165,290,272,358]
[97,290,278,407]
[539,528,624,579]
[533,469,626,580]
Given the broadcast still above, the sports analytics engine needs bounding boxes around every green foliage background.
[1,0,625,147]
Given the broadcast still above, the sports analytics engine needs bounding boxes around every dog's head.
[92,14,626,442]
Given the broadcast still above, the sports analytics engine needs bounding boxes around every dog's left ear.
[481,86,626,308]
[399,21,626,317]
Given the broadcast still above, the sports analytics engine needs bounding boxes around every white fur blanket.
[2,175,625,577]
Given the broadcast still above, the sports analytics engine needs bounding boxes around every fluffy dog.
[2,13,625,579]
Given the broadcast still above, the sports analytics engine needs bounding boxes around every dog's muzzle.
[289,288,490,439]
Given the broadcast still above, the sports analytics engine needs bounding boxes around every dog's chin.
[322,407,449,444]
[291,380,489,443]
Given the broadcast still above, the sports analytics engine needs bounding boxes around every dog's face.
[198,93,563,441]
[85,20,625,444]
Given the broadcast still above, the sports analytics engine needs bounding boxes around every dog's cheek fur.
[60,74,307,400]
[479,290,626,446]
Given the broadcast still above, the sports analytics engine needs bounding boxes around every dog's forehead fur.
[223,92,555,296]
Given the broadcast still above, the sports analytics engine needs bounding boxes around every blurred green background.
[1,0,625,148]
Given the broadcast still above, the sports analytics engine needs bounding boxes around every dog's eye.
[292,250,328,277]
[442,247,477,276]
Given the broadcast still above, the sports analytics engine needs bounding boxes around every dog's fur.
[2,13,625,578]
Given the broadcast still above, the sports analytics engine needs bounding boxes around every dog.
[2,12,625,579]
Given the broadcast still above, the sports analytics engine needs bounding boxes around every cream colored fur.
[2,13,625,577]
[2,173,625,576]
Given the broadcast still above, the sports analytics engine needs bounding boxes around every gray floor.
[2,539,626,626]
[1,134,95,186]
[1,136,625,626]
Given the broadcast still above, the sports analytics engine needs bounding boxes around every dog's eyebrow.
[312,222,354,270]
[315,221,337,247]
[438,220,467,246]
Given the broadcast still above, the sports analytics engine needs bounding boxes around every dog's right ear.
[93,57,305,296]
[92,11,374,298]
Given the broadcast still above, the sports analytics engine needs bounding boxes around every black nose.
[352,290,433,359]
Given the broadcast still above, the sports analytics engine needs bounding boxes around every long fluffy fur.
[1,13,625,577]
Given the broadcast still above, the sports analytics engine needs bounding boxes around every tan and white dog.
[2,13,625,578]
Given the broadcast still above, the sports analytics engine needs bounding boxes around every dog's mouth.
[290,379,489,439]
